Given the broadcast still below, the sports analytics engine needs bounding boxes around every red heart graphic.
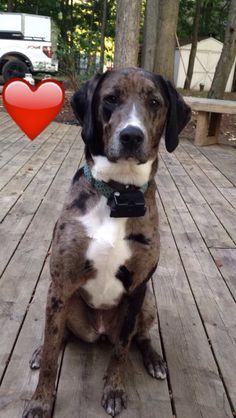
[2,79,64,140]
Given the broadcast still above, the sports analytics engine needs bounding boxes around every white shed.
[174,37,236,92]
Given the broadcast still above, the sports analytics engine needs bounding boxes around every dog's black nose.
[120,126,144,147]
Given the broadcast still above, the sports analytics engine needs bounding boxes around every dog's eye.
[149,98,160,108]
[105,95,119,105]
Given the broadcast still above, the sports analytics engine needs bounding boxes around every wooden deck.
[0,112,236,418]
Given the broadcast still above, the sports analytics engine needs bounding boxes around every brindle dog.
[23,68,191,418]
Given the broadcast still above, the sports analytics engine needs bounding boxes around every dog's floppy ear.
[71,73,104,145]
[157,76,191,152]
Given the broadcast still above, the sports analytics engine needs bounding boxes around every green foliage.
[56,41,81,89]
[0,0,231,78]
[0,0,116,76]
[177,0,230,42]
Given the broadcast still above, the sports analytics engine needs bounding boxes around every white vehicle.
[0,12,58,82]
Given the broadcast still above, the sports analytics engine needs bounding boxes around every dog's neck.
[90,155,156,187]
[83,163,148,218]
[84,164,148,199]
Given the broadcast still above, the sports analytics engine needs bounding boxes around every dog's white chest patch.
[79,197,131,309]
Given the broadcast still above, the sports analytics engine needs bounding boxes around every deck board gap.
[151,279,177,417]
[0,125,71,222]
[0,243,50,387]
[0,127,78,281]
[159,153,236,305]
[164,151,236,245]
[179,142,236,209]
[156,188,236,417]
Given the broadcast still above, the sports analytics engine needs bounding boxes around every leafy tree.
[100,0,108,72]
[0,0,116,76]
[184,0,202,89]
[208,0,236,98]
[0,0,233,83]
[177,0,230,42]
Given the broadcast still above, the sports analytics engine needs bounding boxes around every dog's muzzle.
[119,125,144,151]
[117,125,146,162]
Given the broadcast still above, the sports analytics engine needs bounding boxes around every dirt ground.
[183,110,236,145]
[181,90,236,145]
[54,90,236,146]
[1,89,236,146]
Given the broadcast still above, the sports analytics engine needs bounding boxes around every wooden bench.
[183,96,236,146]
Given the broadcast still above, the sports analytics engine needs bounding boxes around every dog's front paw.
[144,351,167,380]
[22,398,51,418]
[102,384,127,417]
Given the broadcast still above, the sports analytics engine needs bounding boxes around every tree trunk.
[100,0,108,72]
[87,2,95,74]
[154,0,179,81]
[7,0,14,11]
[184,0,202,89]
[70,0,74,47]
[208,0,236,99]
[141,0,159,72]
[114,0,142,69]
[60,0,70,44]
[233,64,236,91]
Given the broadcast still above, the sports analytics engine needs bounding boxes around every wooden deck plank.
[0,116,236,418]
[0,120,17,140]
[218,187,236,210]
[159,151,235,249]
[54,330,173,418]
[0,125,25,151]
[157,157,236,330]
[0,116,42,168]
[156,158,236,412]
[0,131,28,170]
[197,145,236,187]
[0,199,63,380]
[0,112,10,124]
[0,124,70,222]
[0,132,82,380]
[171,145,236,245]
[0,125,76,278]
[0,127,57,189]
[174,143,236,204]
[0,259,49,418]
[153,198,233,418]
[210,248,236,300]
[0,134,97,418]
[185,202,235,249]
[180,139,234,189]
[0,273,172,418]
[178,140,236,217]
[0,259,64,418]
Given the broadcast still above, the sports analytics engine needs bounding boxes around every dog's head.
[71,68,190,180]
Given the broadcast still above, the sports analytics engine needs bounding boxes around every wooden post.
[195,111,222,146]
[209,112,222,138]
[195,111,209,146]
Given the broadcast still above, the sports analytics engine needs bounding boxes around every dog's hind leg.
[135,288,167,380]
[66,293,100,343]
[29,291,98,371]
